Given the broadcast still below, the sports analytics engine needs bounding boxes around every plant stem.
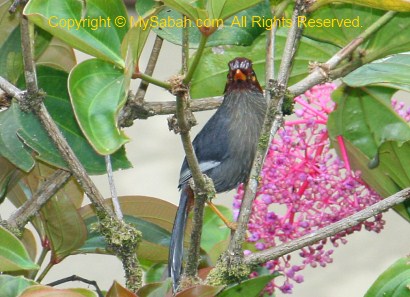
[137,73,171,90]
[36,261,54,283]
[183,34,207,84]
[106,155,122,220]
[134,35,164,101]
[245,187,410,265]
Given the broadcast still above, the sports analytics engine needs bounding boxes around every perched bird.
[168,57,267,290]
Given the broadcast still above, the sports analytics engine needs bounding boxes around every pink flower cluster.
[233,83,386,294]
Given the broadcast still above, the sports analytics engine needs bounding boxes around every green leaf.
[36,36,77,73]
[304,4,410,63]
[201,205,231,253]
[343,54,410,92]
[19,286,97,297]
[176,285,224,297]
[190,28,339,98]
[328,86,410,160]
[162,0,208,23]
[24,0,128,67]
[0,226,39,272]
[78,196,190,262]
[13,66,131,174]
[206,0,262,20]
[0,157,23,203]
[68,59,129,155]
[106,281,137,297]
[311,0,410,12]
[0,275,37,297]
[136,1,270,48]
[144,263,167,284]
[137,279,172,297]
[364,256,410,297]
[378,140,410,189]
[217,274,277,297]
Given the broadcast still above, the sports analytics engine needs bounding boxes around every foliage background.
[2,20,410,295]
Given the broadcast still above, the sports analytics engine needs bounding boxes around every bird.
[168,57,267,291]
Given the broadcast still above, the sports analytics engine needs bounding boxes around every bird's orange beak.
[234,69,247,81]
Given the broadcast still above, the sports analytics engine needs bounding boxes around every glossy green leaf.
[19,285,97,297]
[0,226,39,272]
[0,102,36,172]
[121,20,150,71]
[364,256,410,297]
[136,1,270,48]
[137,279,172,297]
[36,37,77,73]
[162,0,208,22]
[13,66,131,174]
[78,196,190,262]
[0,275,37,297]
[0,157,23,203]
[303,5,410,63]
[217,274,277,297]
[206,0,262,20]
[311,0,410,12]
[106,281,137,297]
[378,140,410,190]
[144,263,167,284]
[343,54,410,92]
[190,29,339,98]
[40,182,86,263]
[201,205,231,253]
[176,285,224,297]
[24,0,128,67]
[328,86,410,160]
[68,59,129,155]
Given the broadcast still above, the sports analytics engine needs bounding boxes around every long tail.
[168,184,191,292]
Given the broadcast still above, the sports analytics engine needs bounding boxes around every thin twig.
[245,187,410,265]
[7,169,72,231]
[134,35,164,101]
[106,155,122,220]
[47,275,104,297]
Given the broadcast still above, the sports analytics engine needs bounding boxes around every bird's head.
[224,57,262,94]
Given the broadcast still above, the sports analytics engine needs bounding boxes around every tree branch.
[227,0,305,262]
[245,187,410,265]
[16,15,142,292]
[6,169,72,232]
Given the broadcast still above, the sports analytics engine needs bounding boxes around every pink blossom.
[234,83,386,294]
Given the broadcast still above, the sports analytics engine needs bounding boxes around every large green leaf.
[0,275,37,297]
[24,0,128,67]
[190,29,339,98]
[303,4,410,63]
[78,196,191,263]
[0,157,23,203]
[217,274,277,297]
[0,226,39,272]
[378,140,410,190]
[68,59,129,155]
[136,1,269,48]
[201,205,231,254]
[310,1,410,14]
[343,53,410,92]
[328,86,410,160]
[12,66,131,174]
[364,256,410,297]
[19,286,97,297]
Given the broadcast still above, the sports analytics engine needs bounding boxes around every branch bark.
[6,169,72,232]
[245,187,410,265]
